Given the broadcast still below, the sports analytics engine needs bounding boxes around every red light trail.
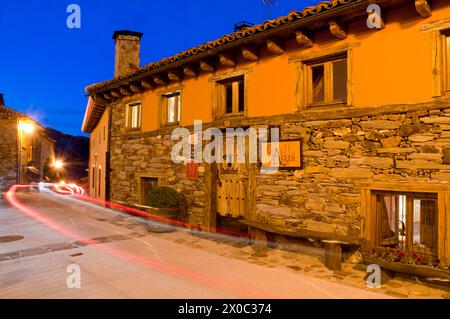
[4,183,276,298]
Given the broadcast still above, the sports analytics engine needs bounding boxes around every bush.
[145,186,182,209]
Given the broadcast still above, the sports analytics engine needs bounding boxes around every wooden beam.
[200,60,215,72]
[415,0,432,18]
[241,47,259,61]
[110,90,122,98]
[102,92,112,100]
[119,87,131,96]
[329,20,347,39]
[167,70,182,82]
[129,83,144,93]
[219,53,236,67]
[267,39,284,54]
[92,94,109,106]
[153,75,167,86]
[183,65,199,77]
[295,31,313,48]
[140,79,153,90]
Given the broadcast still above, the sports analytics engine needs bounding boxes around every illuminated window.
[306,55,347,106]
[126,102,141,129]
[375,192,438,256]
[161,91,181,126]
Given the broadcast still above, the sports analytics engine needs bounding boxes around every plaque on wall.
[260,140,302,170]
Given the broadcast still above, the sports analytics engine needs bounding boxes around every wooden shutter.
[420,199,437,249]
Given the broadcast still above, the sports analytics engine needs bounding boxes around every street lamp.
[19,121,35,134]
[53,160,64,170]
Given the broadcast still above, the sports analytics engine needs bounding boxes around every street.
[1,190,392,299]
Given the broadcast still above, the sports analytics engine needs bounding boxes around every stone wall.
[255,109,450,238]
[109,102,210,227]
[108,100,450,236]
[0,117,18,192]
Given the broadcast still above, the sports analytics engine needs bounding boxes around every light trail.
[4,184,277,298]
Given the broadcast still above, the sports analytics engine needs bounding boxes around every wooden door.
[216,134,248,219]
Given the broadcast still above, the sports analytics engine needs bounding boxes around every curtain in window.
[378,195,398,245]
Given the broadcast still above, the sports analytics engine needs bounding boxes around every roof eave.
[86,0,375,95]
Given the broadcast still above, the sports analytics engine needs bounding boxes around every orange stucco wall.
[89,108,109,200]
[117,2,450,133]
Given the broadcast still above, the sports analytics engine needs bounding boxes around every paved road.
[0,191,390,299]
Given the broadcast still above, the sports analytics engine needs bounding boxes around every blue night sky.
[0,0,320,136]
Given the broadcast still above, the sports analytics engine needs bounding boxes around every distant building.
[0,94,56,192]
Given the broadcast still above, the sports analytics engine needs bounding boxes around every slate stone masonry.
[0,117,18,192]
[109,101,450,236]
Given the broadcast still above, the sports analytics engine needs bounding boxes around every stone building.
[83,0,450,267]
[0,94,56,192]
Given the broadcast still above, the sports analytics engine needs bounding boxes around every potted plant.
[144,186,182,220]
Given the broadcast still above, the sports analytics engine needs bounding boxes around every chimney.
[0,93,4,106]
[234,21,254,32]
[112,30,144,77]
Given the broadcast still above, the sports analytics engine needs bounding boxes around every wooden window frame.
[136,173,163,205]
[423,21,450,97]
[374,191,438,256]
[125,101,142,130]
[211,70,250,120]
[91,165,96,194]
[304,54,348,107]
[444,32,450,94]
[160,90,182,127]
[290,44,355,110]
[358,181,450,265]
[98,166,102,198]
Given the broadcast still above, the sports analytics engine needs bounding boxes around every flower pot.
[363,257,450,280]
[143,206,179,233]
[145,207,179,220]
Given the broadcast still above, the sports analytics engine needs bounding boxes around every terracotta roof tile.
[85,0,360,94]
[0,106,24,117]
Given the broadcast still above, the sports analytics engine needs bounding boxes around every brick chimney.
[0,93,4,106]
[112,30,143,77]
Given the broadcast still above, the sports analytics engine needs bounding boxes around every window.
[126,102,141,129]
[161,91,181,126]
[217,75,245,116]
[306,56,347,106]
[98,167,102,197]
[91,165,95,192]
[375,192,438,256]
[446,34,450,92]
[139,177,159,204]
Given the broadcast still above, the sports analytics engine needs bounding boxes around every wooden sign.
[260,140,302,170]
[186,161,199,179]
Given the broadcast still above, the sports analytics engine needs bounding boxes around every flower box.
[363,257,450,280]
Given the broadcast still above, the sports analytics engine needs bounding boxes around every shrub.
[145,186,182,209]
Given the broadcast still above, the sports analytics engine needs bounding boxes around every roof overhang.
[82,0,415,132]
